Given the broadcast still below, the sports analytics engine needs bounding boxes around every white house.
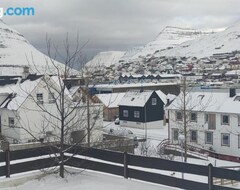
[0,75,103,144]
[167,88,240,160]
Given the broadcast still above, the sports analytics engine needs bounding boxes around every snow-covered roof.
[95,92,126,108]
[167,90,240,114]
[118,90,166,107]
[119,91,153,107]
[0,78,41,110]
[69,86,80,97]
[94,82,178,90]
[155,90,167,104]
[0,75,72,110]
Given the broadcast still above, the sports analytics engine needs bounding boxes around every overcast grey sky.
[2,0,240,62]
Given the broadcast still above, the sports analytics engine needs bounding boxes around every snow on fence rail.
[0,146,240,190]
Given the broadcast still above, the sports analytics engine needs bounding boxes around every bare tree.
[168,76,212,162]
[0,35,103,178]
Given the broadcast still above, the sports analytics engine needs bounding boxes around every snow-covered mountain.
[0,20,66,76]
[85,51,126,68]
[129,26,215,60]
[157,22,240,58]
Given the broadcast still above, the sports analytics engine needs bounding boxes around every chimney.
[230,88,236,98]
[22,66,30,79]
[167,98,170,105]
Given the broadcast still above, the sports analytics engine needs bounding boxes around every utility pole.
[86,78,90,148]
[183,76,187,162]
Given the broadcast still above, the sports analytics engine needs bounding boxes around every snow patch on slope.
[157,22,240,58]
[130,26,215,60]
[85,51,126,68]
[0,20,66,75]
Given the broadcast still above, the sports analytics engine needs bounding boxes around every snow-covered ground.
[0,169,179,190]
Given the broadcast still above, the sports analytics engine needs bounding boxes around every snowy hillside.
[157,22,240,58]
[130,26,214,60]
[0,20,66,75]
[85,51,126,68]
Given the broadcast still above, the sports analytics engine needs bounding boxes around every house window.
[205,132,213,144]
[172,129,179,141]
[176,111,182,121]
[208,114,216,130]
[123,110,128,117]
[9,117,15,128]
[190,112,197,122]
[221,133,230,147]
[221,114,229,125]
[152,98,157,105]
[190,130,197,142]
[238,135,240,148]
[49,93,55,103]
[37,93,43,104]
[134,111,140,118]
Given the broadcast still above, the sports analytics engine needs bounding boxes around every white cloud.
[2,0,240,60]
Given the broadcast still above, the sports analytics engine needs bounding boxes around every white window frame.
[134,111,140,118]
[123,110,128,117]
[190,130,197,142]
[176,111,182,121]
[37,93,43,104]
[152,98,157,105]
[9,117,15,128]
[221,114,229,125]
[190,112,197,122]
[205,131,213,145]
[172,128,179,141]
[221,133,230,147]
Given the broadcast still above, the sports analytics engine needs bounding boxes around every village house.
[167,88,240,161]
[93,92,125,121]
[0,75,103,144]
[118,90,166,129]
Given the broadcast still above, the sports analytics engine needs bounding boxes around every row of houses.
[94,84,240,161]
[93,90,175,129]
[2,72,240,161]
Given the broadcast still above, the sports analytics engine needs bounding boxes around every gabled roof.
[155,90,167,104]
[118,90,166,107]
[167,90,240,114]
[118,91,153,107]
[0,78,41,110]
[0,75,72,110]
[95,92,126,108]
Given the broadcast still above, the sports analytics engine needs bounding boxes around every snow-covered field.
[0,169,179,190]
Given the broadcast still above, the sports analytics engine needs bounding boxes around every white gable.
[118,91,153,107]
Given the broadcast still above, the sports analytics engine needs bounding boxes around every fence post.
[208,163,213,190]
[124,152,128,179]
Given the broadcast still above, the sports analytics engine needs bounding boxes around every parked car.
[114,118,120,125]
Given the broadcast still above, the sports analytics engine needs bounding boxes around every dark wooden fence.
[0,146,240,190]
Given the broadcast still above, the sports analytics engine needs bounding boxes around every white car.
[114,118,120,125]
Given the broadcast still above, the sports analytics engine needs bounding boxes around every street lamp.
[178,134,185,179]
